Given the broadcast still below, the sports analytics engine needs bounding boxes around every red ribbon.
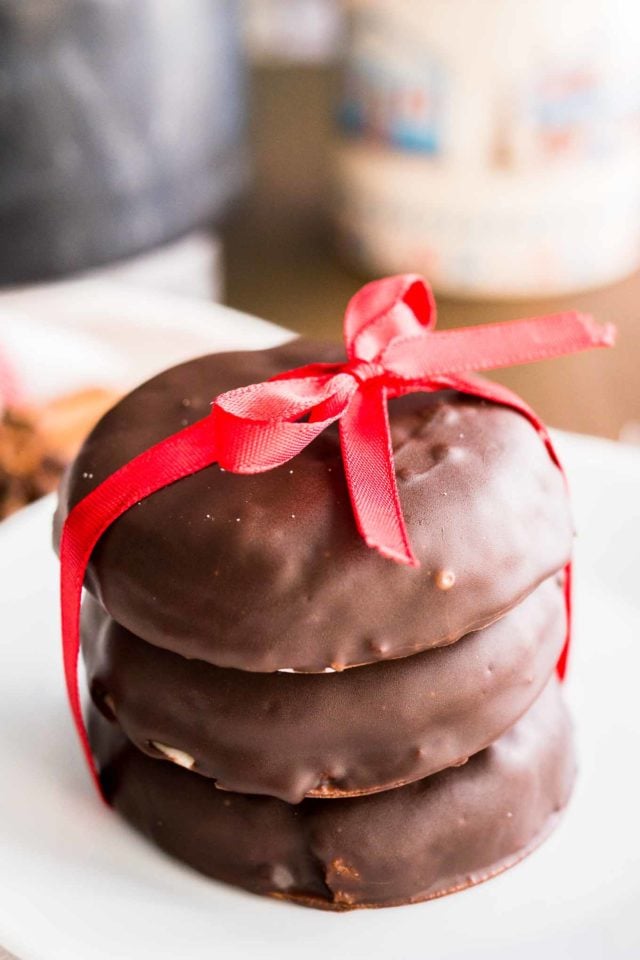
[60,274,615,800]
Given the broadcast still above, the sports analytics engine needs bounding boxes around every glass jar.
[335,0,640,298]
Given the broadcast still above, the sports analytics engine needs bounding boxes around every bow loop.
[212,372,357,473]
[216,373,343,423]
[344,274,436,361]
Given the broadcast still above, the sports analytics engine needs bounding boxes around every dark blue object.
[0,0,247,285]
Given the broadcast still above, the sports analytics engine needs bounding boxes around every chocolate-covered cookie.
[56,341,573,672]
[84,574,566,803]
[91,679,575,910]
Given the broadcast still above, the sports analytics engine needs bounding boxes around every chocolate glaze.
[55,341,573,672]
[83,574,566,803]
[91,679,575,910]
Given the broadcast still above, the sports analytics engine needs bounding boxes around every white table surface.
[1,294,639,960]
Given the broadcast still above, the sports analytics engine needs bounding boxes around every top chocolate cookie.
[54,340,573,673]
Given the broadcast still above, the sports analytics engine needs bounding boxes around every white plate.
[0,280,291,403]
[1,317,640,958]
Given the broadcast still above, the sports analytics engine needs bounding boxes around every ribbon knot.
[345,359,386,385]
[60,273,615,800]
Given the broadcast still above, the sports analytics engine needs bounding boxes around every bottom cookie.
[90,679,575,911]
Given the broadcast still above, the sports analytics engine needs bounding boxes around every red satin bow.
[60,274,615,800]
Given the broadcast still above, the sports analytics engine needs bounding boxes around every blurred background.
[1,0,639,519]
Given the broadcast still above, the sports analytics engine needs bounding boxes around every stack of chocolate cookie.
[55,340,576,910]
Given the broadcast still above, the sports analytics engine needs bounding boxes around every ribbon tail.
[339,383,418,567]
[383,311,615,380]
[60,416,220,802]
